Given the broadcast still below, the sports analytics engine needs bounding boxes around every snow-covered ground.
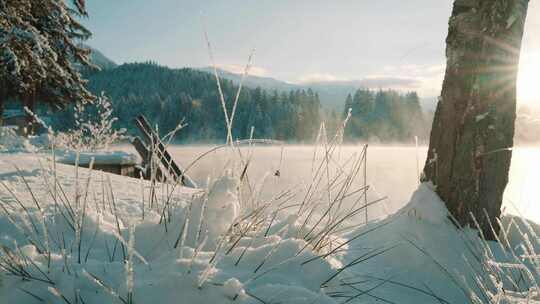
[0,153,337,303]
[0,147,539,303]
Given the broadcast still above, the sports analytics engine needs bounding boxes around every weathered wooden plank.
[134,115,197,188]
[131,136,162,180]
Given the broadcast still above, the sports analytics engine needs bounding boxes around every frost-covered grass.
[49,94,127,152]
[2,127,540,303]
[20,93,127,154]
[4,114,540,304]
[466,213,540,303]
[0,122,393,304]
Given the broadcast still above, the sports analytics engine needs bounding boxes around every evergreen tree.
[343,88,428,142]
[344,93,353,114]
[49,63,322,143]
[0,0,94,129]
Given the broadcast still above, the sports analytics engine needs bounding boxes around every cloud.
[297,74,422,89]
[358,76,422,89]
[297,73,350,83]
[215,63,270,77]
[297,64,445,96]
[382,64,445,76]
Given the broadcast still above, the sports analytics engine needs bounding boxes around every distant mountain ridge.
[196,67,298,91]
[66,62,324,142]
[89,48,117,70]
[196,67,439,112]
[196,67,350,110]
[81,47,437,113]
[75,45,117,71]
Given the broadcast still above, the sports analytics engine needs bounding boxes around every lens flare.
[517,51,540,106]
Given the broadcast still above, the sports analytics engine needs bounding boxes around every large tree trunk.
[422,0,529,240]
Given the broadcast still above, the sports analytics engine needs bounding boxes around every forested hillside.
[47,61,434,143]
[55,62,322,142]
[343,89,430,142]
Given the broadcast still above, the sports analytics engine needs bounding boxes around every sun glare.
[517,51,540,106]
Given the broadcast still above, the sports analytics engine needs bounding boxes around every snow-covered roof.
[57,150,141,166]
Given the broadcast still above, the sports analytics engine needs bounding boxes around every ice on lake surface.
[122,145,540,223]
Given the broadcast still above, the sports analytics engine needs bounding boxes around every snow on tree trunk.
[422,0,529,240]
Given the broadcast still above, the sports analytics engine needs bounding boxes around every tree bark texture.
[422,0,529,240]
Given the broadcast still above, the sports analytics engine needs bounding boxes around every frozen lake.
[124,145,540,223]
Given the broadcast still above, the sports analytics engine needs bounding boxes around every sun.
[517,51,540,106]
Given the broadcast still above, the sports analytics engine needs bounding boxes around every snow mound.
[223,278,245,299]
[333,183,540,303]
[202,170,240,248]
[400,182,449,225]
[0,127,48,153]
[0,154,337,304]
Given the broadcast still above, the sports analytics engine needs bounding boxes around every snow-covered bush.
[52,94,126,152]
[0,112,381,303]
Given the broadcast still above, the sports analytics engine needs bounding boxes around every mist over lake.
[122,144,540,223]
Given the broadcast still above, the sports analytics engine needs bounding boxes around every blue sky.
[84,1,540,100]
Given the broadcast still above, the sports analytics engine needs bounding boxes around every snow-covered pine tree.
[0,0,95,132]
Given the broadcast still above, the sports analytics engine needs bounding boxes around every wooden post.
[133,116,197,188]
